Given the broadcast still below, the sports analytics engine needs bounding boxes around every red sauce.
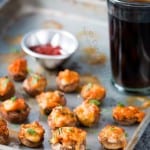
[29,43,61,55]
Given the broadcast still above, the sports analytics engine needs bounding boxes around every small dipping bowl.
[21,29,78,69]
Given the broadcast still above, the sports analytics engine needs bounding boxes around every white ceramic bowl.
[21,29,78,69]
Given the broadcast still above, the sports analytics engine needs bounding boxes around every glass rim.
[108,0,150,7]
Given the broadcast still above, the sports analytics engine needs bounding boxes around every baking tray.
[0,0,150,150]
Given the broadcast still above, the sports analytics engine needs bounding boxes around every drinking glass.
[107,0,150,94]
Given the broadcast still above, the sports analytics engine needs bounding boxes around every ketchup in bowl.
[29,43,61,55]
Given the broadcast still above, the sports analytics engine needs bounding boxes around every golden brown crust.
[56,69,80,93]
[8,58,28,81]
[23,73,47,97]
[0,118,9,145]
[23,83,40,97]
[36,91,66,115]
[18,121,45,148]
[98,125,127,150]
[50,127,86,150]
[0,77,15,101]
[112,105,145,125]
[74,100,100,127]
[81,83,106,101]
[48,106,77,129]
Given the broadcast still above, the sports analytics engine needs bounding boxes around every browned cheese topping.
[113,105,145,123]
[36,91,65,109]
[57,69,79,86]
[19,121,45,143]
[50,127,86,150]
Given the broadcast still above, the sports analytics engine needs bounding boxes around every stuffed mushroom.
[56,69,80,92]
[98,125,127,150]
[8,58,28,81]
[36,90,66,115]
[81,83,106,102]
[0,96,30,123]
[18,121,45,148]
[113,104,145,125]
[48,106,77,129]
[74,100,100,127]
[50,127,86,150]
[23,72,47,97]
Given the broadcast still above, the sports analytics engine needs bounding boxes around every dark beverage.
[107,0,150,92]
[109,15,150,88]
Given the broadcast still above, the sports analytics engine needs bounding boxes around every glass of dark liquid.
[107,0,150,94]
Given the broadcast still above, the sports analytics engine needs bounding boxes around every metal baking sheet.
[0,0,150,150]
